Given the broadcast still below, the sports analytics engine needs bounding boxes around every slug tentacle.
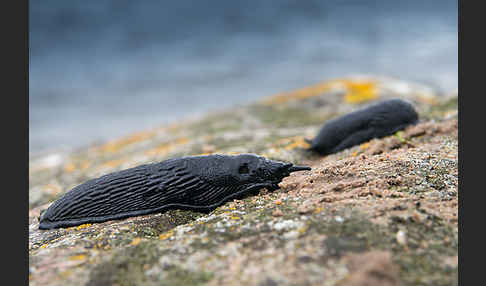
[287,165,312,173]
[307,98,418,156]
[39,154,311,229]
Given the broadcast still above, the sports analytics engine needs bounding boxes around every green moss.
[302,209,457,286]
[87,240,214,286]
[307,211,391,257]
[184,195,284,251]
[188,237,219,250]
[30,193,58,209]
[324,235,369,257]
[422,96,458,120]
[86,241,163,286]
[434,96,458,112]
[132,210,205,238]
[82,199,456,286]
[395,253,458,286]
[389,214,458,286]
[249,104,331,128]
[188,112,244,136]
[160,265,213,286]
[205,136,255,151]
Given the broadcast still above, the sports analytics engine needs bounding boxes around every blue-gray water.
[29,0,457,157]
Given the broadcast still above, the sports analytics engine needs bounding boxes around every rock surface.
[29,76,458,286]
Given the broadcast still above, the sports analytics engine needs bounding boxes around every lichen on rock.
[29,76,458,286]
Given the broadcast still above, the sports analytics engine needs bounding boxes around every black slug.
[39,154,311,229]
[307,98,419,156]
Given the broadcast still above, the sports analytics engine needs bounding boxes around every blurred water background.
[29,0,457,158]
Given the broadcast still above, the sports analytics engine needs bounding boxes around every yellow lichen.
[69,254,87,261]
[159,231,174,240]
[283,136,311,150]
[100,130,156,153]
[444,110,458,119]
[100,159,126,169]
[261,78,379,105]
[144,137,189,156]
[80,161,91,170]
[414,92,440,105]
[59,270,73,279]
[130,237,142,246]
[44,183,62,195]
[262,81,336,105]
[342,80,378,103]
[359,142,370,150]
[266,136,310,155]
[194,152,213,156]
[224,151,245,155]
[298,225,308,234]
[75,223,92,230]
[165,122,183,134]
[63,162,76,173]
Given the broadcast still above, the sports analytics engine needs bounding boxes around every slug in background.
[306,98,419,156]
[39,154,311,230]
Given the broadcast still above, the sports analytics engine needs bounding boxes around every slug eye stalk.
[288,165,312,173]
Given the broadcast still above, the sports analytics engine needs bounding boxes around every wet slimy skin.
[307,99,419,156]
[39,154,311,230]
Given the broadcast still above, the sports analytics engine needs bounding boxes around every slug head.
[232,154,311,188]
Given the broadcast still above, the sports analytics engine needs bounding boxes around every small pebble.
[297,204,315,214]
[396,230,407,245]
